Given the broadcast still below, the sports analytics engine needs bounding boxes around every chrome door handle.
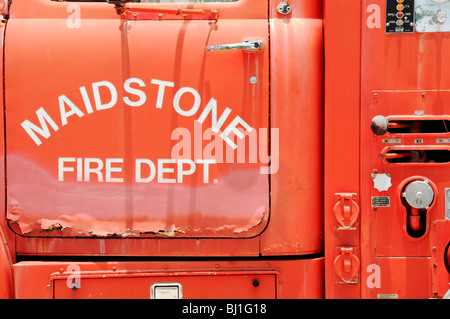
[205,40,264,53]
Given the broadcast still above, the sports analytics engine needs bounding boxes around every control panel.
[386,0,450,34]
[386,0,415,33]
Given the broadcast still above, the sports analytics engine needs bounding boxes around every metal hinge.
[277,1,292,15]
[333,247,360,284]
[333,193,359,229]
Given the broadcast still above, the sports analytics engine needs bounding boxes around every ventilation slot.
[388,120,450,134]
[384,149,450,163]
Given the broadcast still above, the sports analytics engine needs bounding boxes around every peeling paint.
[8,206,268,238]
[7,155,270,238]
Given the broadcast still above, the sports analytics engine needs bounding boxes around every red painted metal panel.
[323,0,362,299]
[52,272,277,299]
[261,0,324,256]
[14,258,324,299]
[431,221,450,298]
[0,226,13,299]
[359,0,450,298]
[365,257,432,299]
[5,0,269,240]
[3,0,326,262]
[15,236,261,257]
[325,0,450,299]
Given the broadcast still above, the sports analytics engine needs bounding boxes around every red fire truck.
[0,0,448,299]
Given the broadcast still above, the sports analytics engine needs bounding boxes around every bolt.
[71,283,78,291]
[252,279,260,287]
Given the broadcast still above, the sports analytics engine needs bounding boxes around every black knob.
[252,279,260,287]
[371,115,389,135]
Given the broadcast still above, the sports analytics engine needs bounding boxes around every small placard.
[372,196,390,207]
[382,139,401,144]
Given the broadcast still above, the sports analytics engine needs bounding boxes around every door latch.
[333,247,360,284]
[333,193,359,229]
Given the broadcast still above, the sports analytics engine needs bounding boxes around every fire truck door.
[4,0,270,238]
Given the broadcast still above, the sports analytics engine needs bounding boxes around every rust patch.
[9,205,268,238]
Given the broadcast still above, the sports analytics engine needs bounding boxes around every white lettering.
[158,159,176,184]
[196,159,216,183]
[92,81,118,111]
[177,159,196,183]
[173,87,201,117]
[76,157,83,181]
[105,158,124,183]
[123,78,146,107]
[58,157,76,182]
[220,116,254,150]
[151,79,174,109]
[80,86,94,114]
[59,94,84,126]
[57,157,219,183]
[135,158,156,183]
[21,107,59,146]
[196,98,232,133]
[22,78,256,151]
[84,158,104,182]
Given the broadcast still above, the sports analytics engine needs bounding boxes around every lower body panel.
[14,257,324,299]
